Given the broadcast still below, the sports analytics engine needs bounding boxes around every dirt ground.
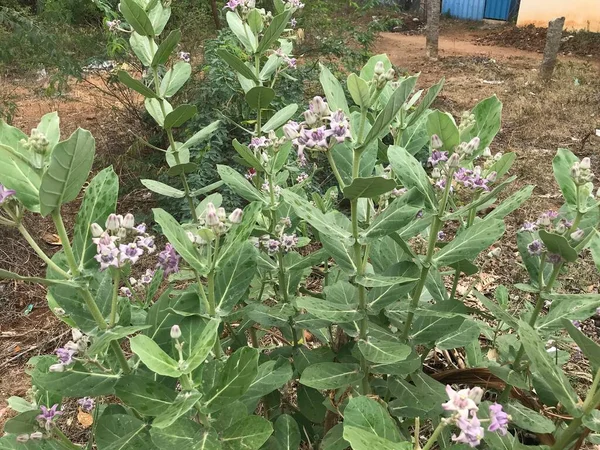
[1,20,600,441]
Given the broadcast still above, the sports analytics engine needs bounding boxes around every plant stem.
[449,267,460,301]
[551,368,600,450]
[326,151,346,189]
[207,270,222,358]
[421,421,445,450]
[51,210,79,275]
[17,224,70,278]
[109,270,120,327]
[414,417,421,450]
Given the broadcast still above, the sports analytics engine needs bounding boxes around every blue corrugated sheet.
[484,0,516,20]
[442,0,486,20]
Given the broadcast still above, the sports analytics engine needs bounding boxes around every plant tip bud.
[430,134,443,149]
[570,229,584,241]
[229,208,243,224]
[170,325,182,339]
[90,223,104,237]
[122,213,135,229]
[374,61,385,75]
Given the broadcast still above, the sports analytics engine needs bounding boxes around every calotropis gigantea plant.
[2,3,600,450]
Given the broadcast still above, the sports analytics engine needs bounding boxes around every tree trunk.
[539,17,565,81]
[210,0,221,30]
[426,0,440,60]
[418,0,428,21]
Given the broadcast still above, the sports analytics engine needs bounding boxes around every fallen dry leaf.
[77,410,94,428]
[42,233,62,246]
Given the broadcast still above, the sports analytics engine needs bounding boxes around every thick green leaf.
[406,78,444,127]
[295,296,363,322]
[359,54,392,80]
[145,97,172,126]
[153,390,202,429]
[321,424,348,450]
[246,86,275,110]
[180,120,220,151]
[96,410,153,450]
[3,411,40,434]
[130,334,181,377]
[72,167,119,268]
[118,70,157,98]
[217,165,265,203]
[489,152,516,179]
[343,176,396,200]
[268,414,300,450]
[120,0,155,36]
[590,231,600,272]
[344,396,401,442]
[434,218,505,266]
[203,347,259,412]
[221,415,273,450]
[153,208,207,274]
[388,145,437,209]
[88,325,150,356]
[299,363,363,390]
[151,418,220,449]
[232,139,262,169]
[263,104,298,132]
[36,111,60,150]
[0,144,41,212]
[358,338,411,364]
[39,128,95,216]
[356,273,418,288]
[518,321,578,414]
[361,76,418,147]
[538,229,577,262]
[141,179,185,197]
[297,385,327,423]
[183,318,220,373]
[164,105,197,129]
[33,365,119,397]
[563,318,600,370]
[130,31,157,66]
[217,49,259,83]
[319,63,349,115]
[342,426,410,450]
[467,95,502,153]
[239,359,293,409]
[347,73,371,107]
[256,9,292,53]
[426,110,459,152]
[487,185,535,221]
[160,62,191,97]
[435,319,480,350]
[115,375,177,416]
[538,294,600,331]
[152,29,181,67]
[506,402,555,433]
[583,410,600,432]
[363,188,422,240]
[226,11,256,52]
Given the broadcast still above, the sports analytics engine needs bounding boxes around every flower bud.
[72,328,83,342]
[468,387,484,404]
[117,227,127,239]
[303,110,318,126]
[488,247,502,258]
[571,162,581,179]
[122,213,135,229]
[49,363,65,373]
[229,208,243,224]
[570,229,584,241]
[187,231,196,243]
[217,207,227,221]
[384,68,395,81]
[206,211,219,227]
[170,325,182,339]
[486,171,497,182]
[447,152,461,169]
[431,134,443,150]
[283,122,299,140]
[482,147,492,158]
[431,168,441,179]
[16,434,29,443]
[374,61,385,76]
[464,137,480,155]
[311,96,329,116]
[555,222,566,233]
[205,202,216,216]
[580,157,591,170]
[494,152,503,161]
[105,213,121,231]
[91,223,104,238]
[30,432,43,440]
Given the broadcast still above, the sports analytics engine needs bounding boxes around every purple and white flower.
[488,403,509,435]
[452,411,485,447]
[527,239,544,256]
[36,404,63,429]
[428,150,448,167]
[157,244,180,277]
[77,397,95,412]
[0,184,16,205]
[520,221,537,232]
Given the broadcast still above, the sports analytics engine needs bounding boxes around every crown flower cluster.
[92,214,156,271]
[284,96,352,164]
[442,385,509,447]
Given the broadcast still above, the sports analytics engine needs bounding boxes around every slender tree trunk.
[211,0,221,30]
[426,0,440,60]
[539,17,565,81]
[418,0,428,21]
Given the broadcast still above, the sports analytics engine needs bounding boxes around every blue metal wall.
[442,0,486,20]
[484,0,516,20]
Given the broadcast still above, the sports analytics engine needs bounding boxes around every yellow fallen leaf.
[77,410,93,428]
